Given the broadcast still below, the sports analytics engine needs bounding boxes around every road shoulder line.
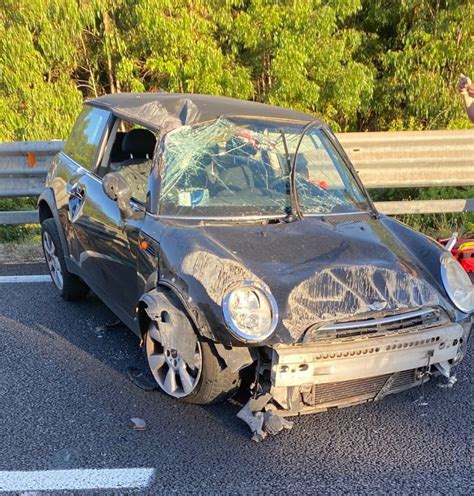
[0,468,155,492]
[0,275,51,283]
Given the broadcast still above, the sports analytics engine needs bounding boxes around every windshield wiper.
[279,129,303,222]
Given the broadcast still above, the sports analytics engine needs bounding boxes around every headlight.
[440,253,474,313]
[222,282,278,342]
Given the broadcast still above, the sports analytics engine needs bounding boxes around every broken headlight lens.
[222,283,278,342]
[440,253,474,313]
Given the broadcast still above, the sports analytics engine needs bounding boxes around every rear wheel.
[41,218,89,301]
[145,320,240,404]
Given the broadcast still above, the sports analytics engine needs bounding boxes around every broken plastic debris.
[237,395,269,442]
[413,397,429,407]
[434,361,457,389]
[438,376,458,389]
[263,411,293,436]
[237,394,293,441]
[130,417,147,431]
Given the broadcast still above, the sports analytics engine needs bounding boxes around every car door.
[62,112,149,330]
[57,105,113,267]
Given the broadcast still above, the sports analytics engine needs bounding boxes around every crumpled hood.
[159,216,451,343]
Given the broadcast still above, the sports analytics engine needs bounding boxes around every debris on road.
[130,417,147,431]
[95,320,124,338]
[237,393,293,442]
[438,376,458,389]
[262,411,293,436]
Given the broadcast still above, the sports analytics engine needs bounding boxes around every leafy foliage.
[0,198,40,243]
[370,186,474,237]
[356,0,474,130]
[1,0,472,141]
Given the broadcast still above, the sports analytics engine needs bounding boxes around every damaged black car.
[39,93,473,439]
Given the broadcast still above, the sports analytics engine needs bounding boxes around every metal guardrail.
[0,129,473,224]
[0,141,63,198]
[337,129,474,188]
[0,210,38,225]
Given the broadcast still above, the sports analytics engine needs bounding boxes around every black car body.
[39,93,472,419]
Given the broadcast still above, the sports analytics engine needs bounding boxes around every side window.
[100,120,157,204]
[63,107,111,171]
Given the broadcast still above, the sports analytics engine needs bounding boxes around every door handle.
[67,183,85,201]
[67,182,86,223]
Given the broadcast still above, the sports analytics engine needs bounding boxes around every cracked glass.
[158,117,370,217]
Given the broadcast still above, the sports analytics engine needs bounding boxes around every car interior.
[106,126,157,204]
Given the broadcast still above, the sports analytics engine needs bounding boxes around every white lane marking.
[0,468,155,492]
[0,275,51,284]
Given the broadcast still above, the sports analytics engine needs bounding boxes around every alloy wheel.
[145,322,202,398]
[42,231,64,290]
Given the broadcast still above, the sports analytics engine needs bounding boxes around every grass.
[0,197,41,244]
[369,186,474,239]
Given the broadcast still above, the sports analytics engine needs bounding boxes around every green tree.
[0,0,473,142]
[0,0,84,140]
[357,0,474,130]
[215,0,374,131]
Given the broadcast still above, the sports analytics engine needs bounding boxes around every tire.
[145,320,241,405]
[41,218,89,301]
[184,340,241,405]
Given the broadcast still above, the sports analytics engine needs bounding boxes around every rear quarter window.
[63,107,111,170]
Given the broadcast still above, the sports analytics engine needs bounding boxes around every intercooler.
[301,369,419,408]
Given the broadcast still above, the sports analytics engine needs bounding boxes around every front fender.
[140,288,200,367]
[139,285,215,342]
[379,215,459,317]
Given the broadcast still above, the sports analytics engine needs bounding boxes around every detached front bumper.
[269,321,469,415]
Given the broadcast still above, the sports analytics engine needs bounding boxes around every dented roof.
[86,92,316,133]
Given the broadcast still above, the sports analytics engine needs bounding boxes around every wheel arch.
[37,188,71,267]
[137,285,203,341]
[37,188,56,221]
[38,199,53,224]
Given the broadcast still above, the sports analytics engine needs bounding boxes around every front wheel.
[145,321,240,404]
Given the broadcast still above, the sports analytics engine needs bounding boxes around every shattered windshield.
[159,117,370,218]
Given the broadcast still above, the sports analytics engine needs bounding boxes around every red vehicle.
[440,234,474,281]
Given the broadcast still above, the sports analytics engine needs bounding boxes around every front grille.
[307,308,445,343]
[302,369,417,407]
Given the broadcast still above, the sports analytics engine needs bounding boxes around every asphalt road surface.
[0,262,472,495]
